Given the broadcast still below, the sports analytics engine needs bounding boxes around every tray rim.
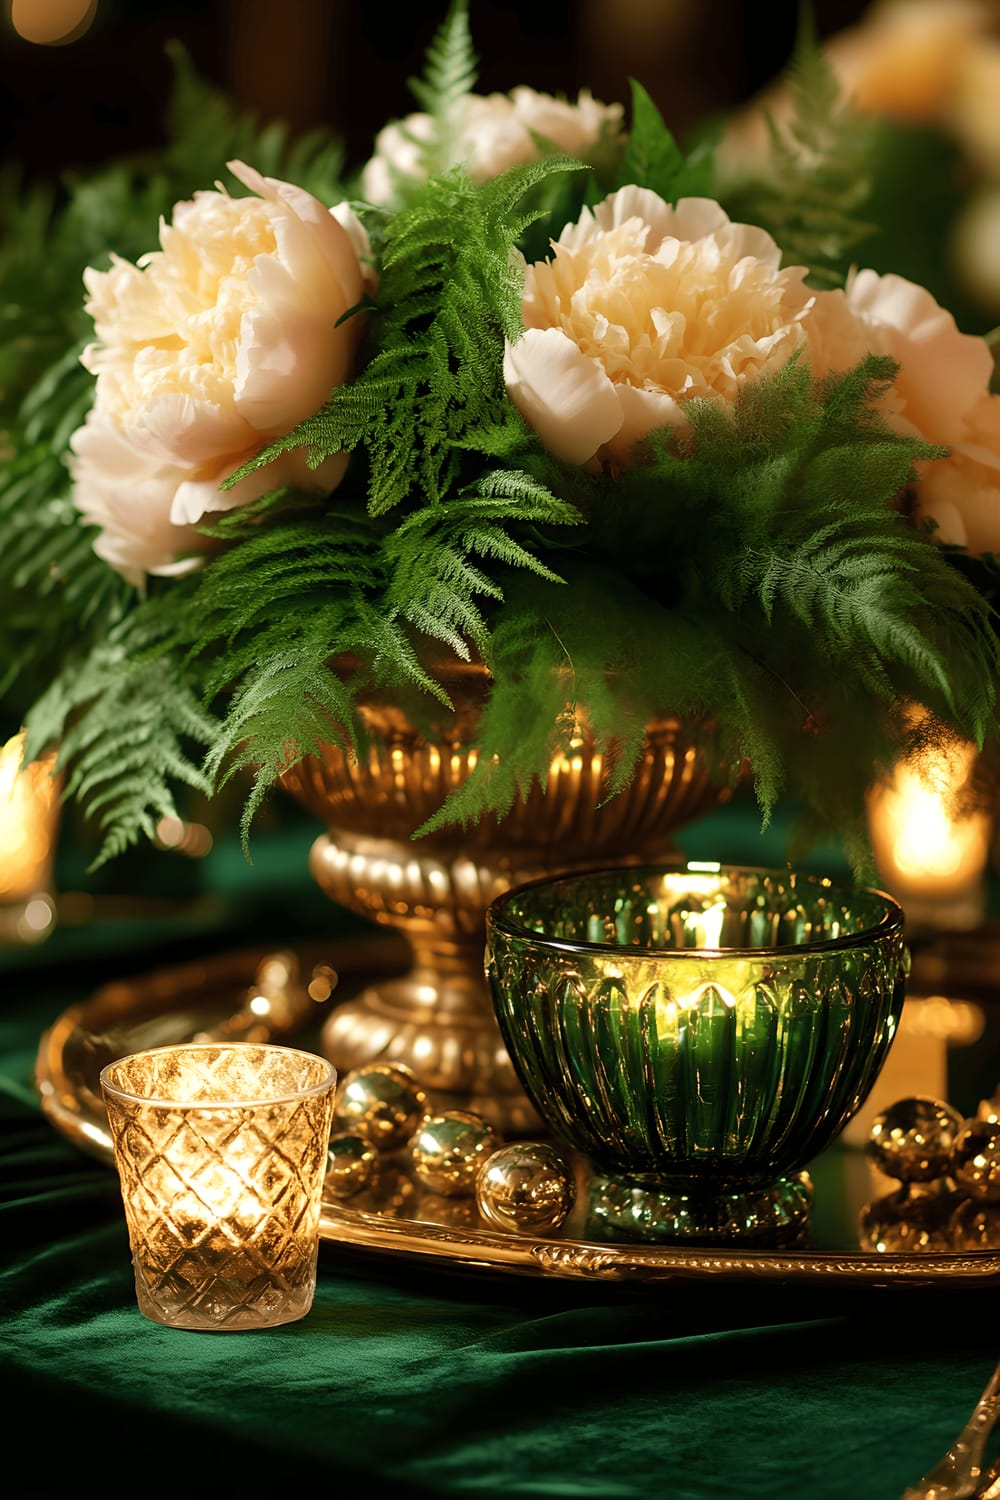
[32,936,1000,1291]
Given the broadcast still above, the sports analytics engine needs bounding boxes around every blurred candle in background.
[867,719,993,934]
[0,731,61,943]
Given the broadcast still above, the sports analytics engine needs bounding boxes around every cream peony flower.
[70,160,373,585]
[806,265,1000,555]
[502,189,818,470]
[360,87,624,206]
[822,0,991,123]
[915,391,1000,554]
[807,268,995,437]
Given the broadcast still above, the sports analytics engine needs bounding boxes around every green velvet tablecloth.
[2,807,999,1500]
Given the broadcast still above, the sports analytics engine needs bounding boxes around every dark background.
[2,0,873,185]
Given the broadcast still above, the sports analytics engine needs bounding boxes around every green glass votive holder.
[485,864,908,1246]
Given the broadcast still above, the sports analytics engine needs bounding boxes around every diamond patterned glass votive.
[100,1043,337,1330]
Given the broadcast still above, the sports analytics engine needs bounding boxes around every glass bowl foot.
[585,1169,815,1247]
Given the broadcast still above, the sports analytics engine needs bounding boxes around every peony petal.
[69,407,149,477]
[591,186,682,248]
[71,161,367,582]
[227,160,365,308]
[170,446,348,526]
[70,412,209,586]
[503,327,623,465]
[234,293,360,435]
[132,390,255,468]
[603,382,685,466]
[846,268,994,444]
[82,254,182,351]
[943,482,1000,555]
[330,202,377,293]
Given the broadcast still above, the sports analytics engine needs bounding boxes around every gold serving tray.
[33,931,1000,1289]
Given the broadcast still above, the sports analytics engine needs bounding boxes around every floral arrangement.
[3,1,999,878]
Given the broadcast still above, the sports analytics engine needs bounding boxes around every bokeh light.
[10,0,98,47]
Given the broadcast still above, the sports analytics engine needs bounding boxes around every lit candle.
[100,1043,337,1331]
[867,726,992,933]
[0,731,61,942]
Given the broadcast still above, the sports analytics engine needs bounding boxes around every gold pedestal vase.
[280,666,732,1132]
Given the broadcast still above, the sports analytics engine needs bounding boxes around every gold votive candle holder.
[100,1043,337,1331]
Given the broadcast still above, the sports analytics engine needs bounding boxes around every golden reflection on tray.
[33,932,1000,1289]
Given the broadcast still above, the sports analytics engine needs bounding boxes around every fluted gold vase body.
[281,667,732,1131]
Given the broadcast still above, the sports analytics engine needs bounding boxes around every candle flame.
[869,741,991,892]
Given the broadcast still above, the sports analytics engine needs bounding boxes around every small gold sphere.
[333,1062,428,1151]
[866,1095,966,1182]
[952,1119,1000,1201]
[475,1142,575,1234]
[411,1110,502,1196]
[325,1133,377,1198]
[858,1184,963,1254]
[949,1197,1000,1251]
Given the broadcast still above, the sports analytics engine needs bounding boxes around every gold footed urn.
[280,663,733,1132]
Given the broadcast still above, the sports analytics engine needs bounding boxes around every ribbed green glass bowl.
[485,864,908,1244]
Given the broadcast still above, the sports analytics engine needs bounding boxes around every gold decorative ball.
[951,1119,1000,1201]
[325,1133,377,1198]
[858,1184,963,1254]
[949,1197,1000,1251]
[333,1062,428,1151]
[411,1110,502,1197]
[475,1142,575,1234]
[866,1095,966,1182]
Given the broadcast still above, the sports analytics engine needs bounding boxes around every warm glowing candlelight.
[0,731,61,941]
[101,1043,337,1331]
[867,725,992,932]
[10,0,98,46]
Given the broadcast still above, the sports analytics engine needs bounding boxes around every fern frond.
[413,562,727,836]
[726,9,878,285]
[0,440,133,728]
[23,643,216,869]
[737,526,966,705]
[379,472,582,654]
[199,603,449,854]
[406,0,478,178]
[234,155,579,518]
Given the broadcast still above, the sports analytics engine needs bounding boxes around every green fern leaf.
[403,1,478,181]
[723,8,878,285]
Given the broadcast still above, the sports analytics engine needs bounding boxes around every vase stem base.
[584,1169,815,1247]
[320,978,543,1135]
